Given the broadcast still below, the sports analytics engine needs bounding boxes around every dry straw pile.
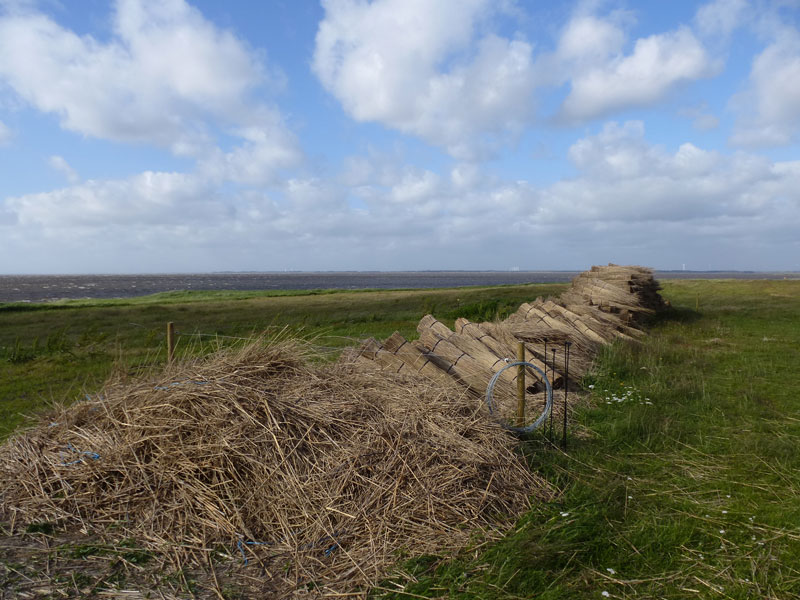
[0,339,552,595]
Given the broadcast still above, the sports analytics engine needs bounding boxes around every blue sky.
[0,0,799,274]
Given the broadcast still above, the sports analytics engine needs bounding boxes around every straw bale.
[381,332,454,384]
[355,337,412,375]
[414,328,523,421]
[540,300,614,344]
[478,322,565,389]
[417,329,496,394]
[584,282,651,309]
[588,264,653,281]
[357,336,449,381]
[419,316,505,367]
[510,307,600,356]
[455,318,550,386]
[427,317,553,420]
[418,316,516,383]
[562,303,645,340]
[510,338,593,381]
[492,319,593,382]
[512,303,600,352]
[454,319,513,360]
[506,298,544,324]
[416,320,528,417]
[409,339,457,374]
[568,265,664,316]
[0,339,551,597]
[357,337,383,360]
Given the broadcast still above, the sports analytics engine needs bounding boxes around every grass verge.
[2,278,800,598]
[376,278,800,599]
[0,283,566,440]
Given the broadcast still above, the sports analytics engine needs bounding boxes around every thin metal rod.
[516,342,526,428]
[550,347,557,442]
[563,342,571,450]
[543,338,549,440]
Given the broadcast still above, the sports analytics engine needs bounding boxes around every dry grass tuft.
[0,338,551,595]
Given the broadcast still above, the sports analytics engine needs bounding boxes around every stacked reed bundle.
[560,264,665,318]
[353,265,664,416]
[0,339,551,597]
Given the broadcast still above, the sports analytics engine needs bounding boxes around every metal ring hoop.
[486,361,553,434]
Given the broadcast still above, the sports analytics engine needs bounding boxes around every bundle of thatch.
[0,339,551,596]
[560,264,665,318]
[352,265,664,415]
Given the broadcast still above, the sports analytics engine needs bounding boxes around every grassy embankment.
[2,279,800,598]
[378,278,800,599]
[0,283,566,440]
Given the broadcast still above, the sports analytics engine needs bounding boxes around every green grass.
[376,278,800,599]
[4,278,800,598]
[0,282,566,440]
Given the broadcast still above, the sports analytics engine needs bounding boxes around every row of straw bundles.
[350,265,665,424]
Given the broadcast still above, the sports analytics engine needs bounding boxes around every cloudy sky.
[0,0,798,274]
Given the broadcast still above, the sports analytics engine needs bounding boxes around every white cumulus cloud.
[3,125,800,272]
[312,0,536,159]
[197,110,302,186]
[0,0,299,171]
[48,155,79,184]
[695,0,749,38]
[730,27,800,147]
[560,26,716,121]
[7,171,217,229]
[545,121,793,229]
[550,13,629,76]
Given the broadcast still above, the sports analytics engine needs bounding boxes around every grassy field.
[2,278,800,598]
[0,282,567,440]
[378,278,800,599]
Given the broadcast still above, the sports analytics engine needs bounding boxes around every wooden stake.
[516,341,525,428]
[167,322,175,364]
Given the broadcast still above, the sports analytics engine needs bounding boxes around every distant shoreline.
[1,270,798,304]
